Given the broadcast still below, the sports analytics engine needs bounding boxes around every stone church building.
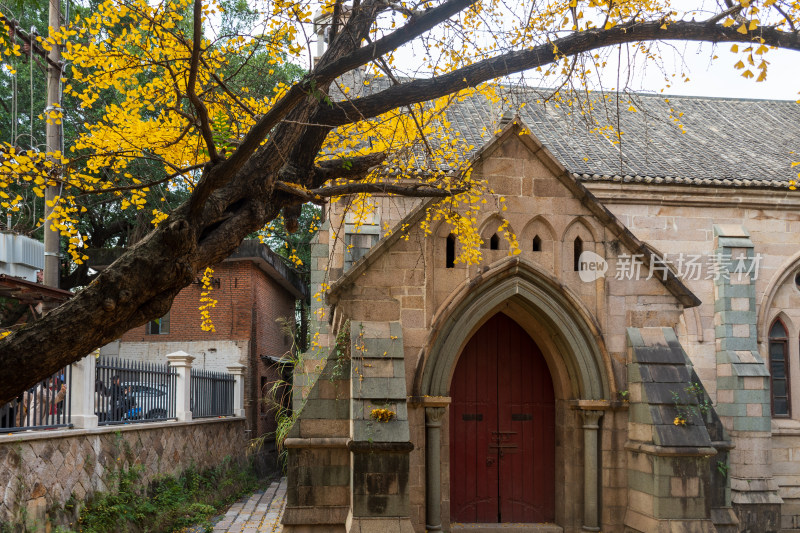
[281,90,800,533]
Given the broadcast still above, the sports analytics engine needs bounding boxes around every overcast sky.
[596,41,800,101]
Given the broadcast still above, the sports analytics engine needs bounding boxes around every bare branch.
[0,12,62,70]
[774,4,797,32]
[705,4,743,26]
[187,0,219,164]
[366,34,437,160]
[201,57,256,117]
[75,163,206,197]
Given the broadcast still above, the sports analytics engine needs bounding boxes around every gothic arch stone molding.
[561,215,600,243]
[520,215,557,245]
[413,255,613,401]
[413,255,613,531]
[479,213,516,250]
[758,249,800,343]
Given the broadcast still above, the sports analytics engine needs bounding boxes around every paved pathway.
[212,476,286,533]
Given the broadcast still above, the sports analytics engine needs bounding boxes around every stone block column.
[712,225,781,530]
[282,307,352,532]
[167,351,194,422]
[227,364,246,417]
[347,321,414,533]
[71,352,98,429]
[580,409,603,532]
[423,400,449,532]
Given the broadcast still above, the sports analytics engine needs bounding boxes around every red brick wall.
[119,259,297,437]
[250,263,296,437]
[120,261,256,342]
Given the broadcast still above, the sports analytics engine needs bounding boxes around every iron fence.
[0,366,72,432]
[96,357,177,425]
[191,368,234,418]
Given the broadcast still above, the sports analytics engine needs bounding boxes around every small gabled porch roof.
[327,118,700,309]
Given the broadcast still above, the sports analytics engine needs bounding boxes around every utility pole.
[43,0,62,288]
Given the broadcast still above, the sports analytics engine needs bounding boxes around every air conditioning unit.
[0,232,45,281]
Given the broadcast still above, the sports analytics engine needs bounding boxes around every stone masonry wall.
[593,186,800,531]
[0,418,248,529]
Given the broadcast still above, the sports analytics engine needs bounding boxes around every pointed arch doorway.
[449,312,555,523]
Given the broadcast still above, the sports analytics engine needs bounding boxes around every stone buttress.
[283,221,353,533]
[625,327,717,532]
[713,225,781,532]
[347,320,414,533]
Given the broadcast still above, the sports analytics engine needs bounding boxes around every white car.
[120,382,174,420]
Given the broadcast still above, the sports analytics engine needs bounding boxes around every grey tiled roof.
[360,79,800,188]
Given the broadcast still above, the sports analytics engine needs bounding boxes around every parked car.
[121,382,173,420]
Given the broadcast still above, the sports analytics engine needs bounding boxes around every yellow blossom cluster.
[0,0,794,283]
[198,267,217,332]
[0,0,301,266]
[370,408,395,423]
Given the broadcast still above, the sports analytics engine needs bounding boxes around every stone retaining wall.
[0,417,248,529]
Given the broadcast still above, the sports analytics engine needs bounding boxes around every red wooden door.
[450,313,555,523]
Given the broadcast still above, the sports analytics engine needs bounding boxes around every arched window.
[490,234,499,250]
[769,319,790,417]
[573,237,583,271]
[446,234,456,269]
[532,235,542,252]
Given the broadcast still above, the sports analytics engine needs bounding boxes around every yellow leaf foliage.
[0,0,795,276]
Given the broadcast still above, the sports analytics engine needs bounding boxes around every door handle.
[486,457,495,466]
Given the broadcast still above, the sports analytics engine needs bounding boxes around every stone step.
[450,523,563,533]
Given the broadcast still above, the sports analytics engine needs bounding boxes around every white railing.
[1,350,245,432]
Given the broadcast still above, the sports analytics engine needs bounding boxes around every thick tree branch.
[705,5,743,26]
[274,181,326,204]
[188,0,475,217]
[314,0,477,81]
[316,20,800,126]
[311,182,465,197]
[3,0,800,406]
[312,153,388,185]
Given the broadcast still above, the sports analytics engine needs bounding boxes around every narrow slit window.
[446,234,456,269]
[573,237,583,271]
[769,319,790,417]
[532,235,542,252]
[490,234,499,250]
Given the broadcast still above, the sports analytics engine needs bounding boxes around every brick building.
[103,239,307,438]
[282,90,800,533]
